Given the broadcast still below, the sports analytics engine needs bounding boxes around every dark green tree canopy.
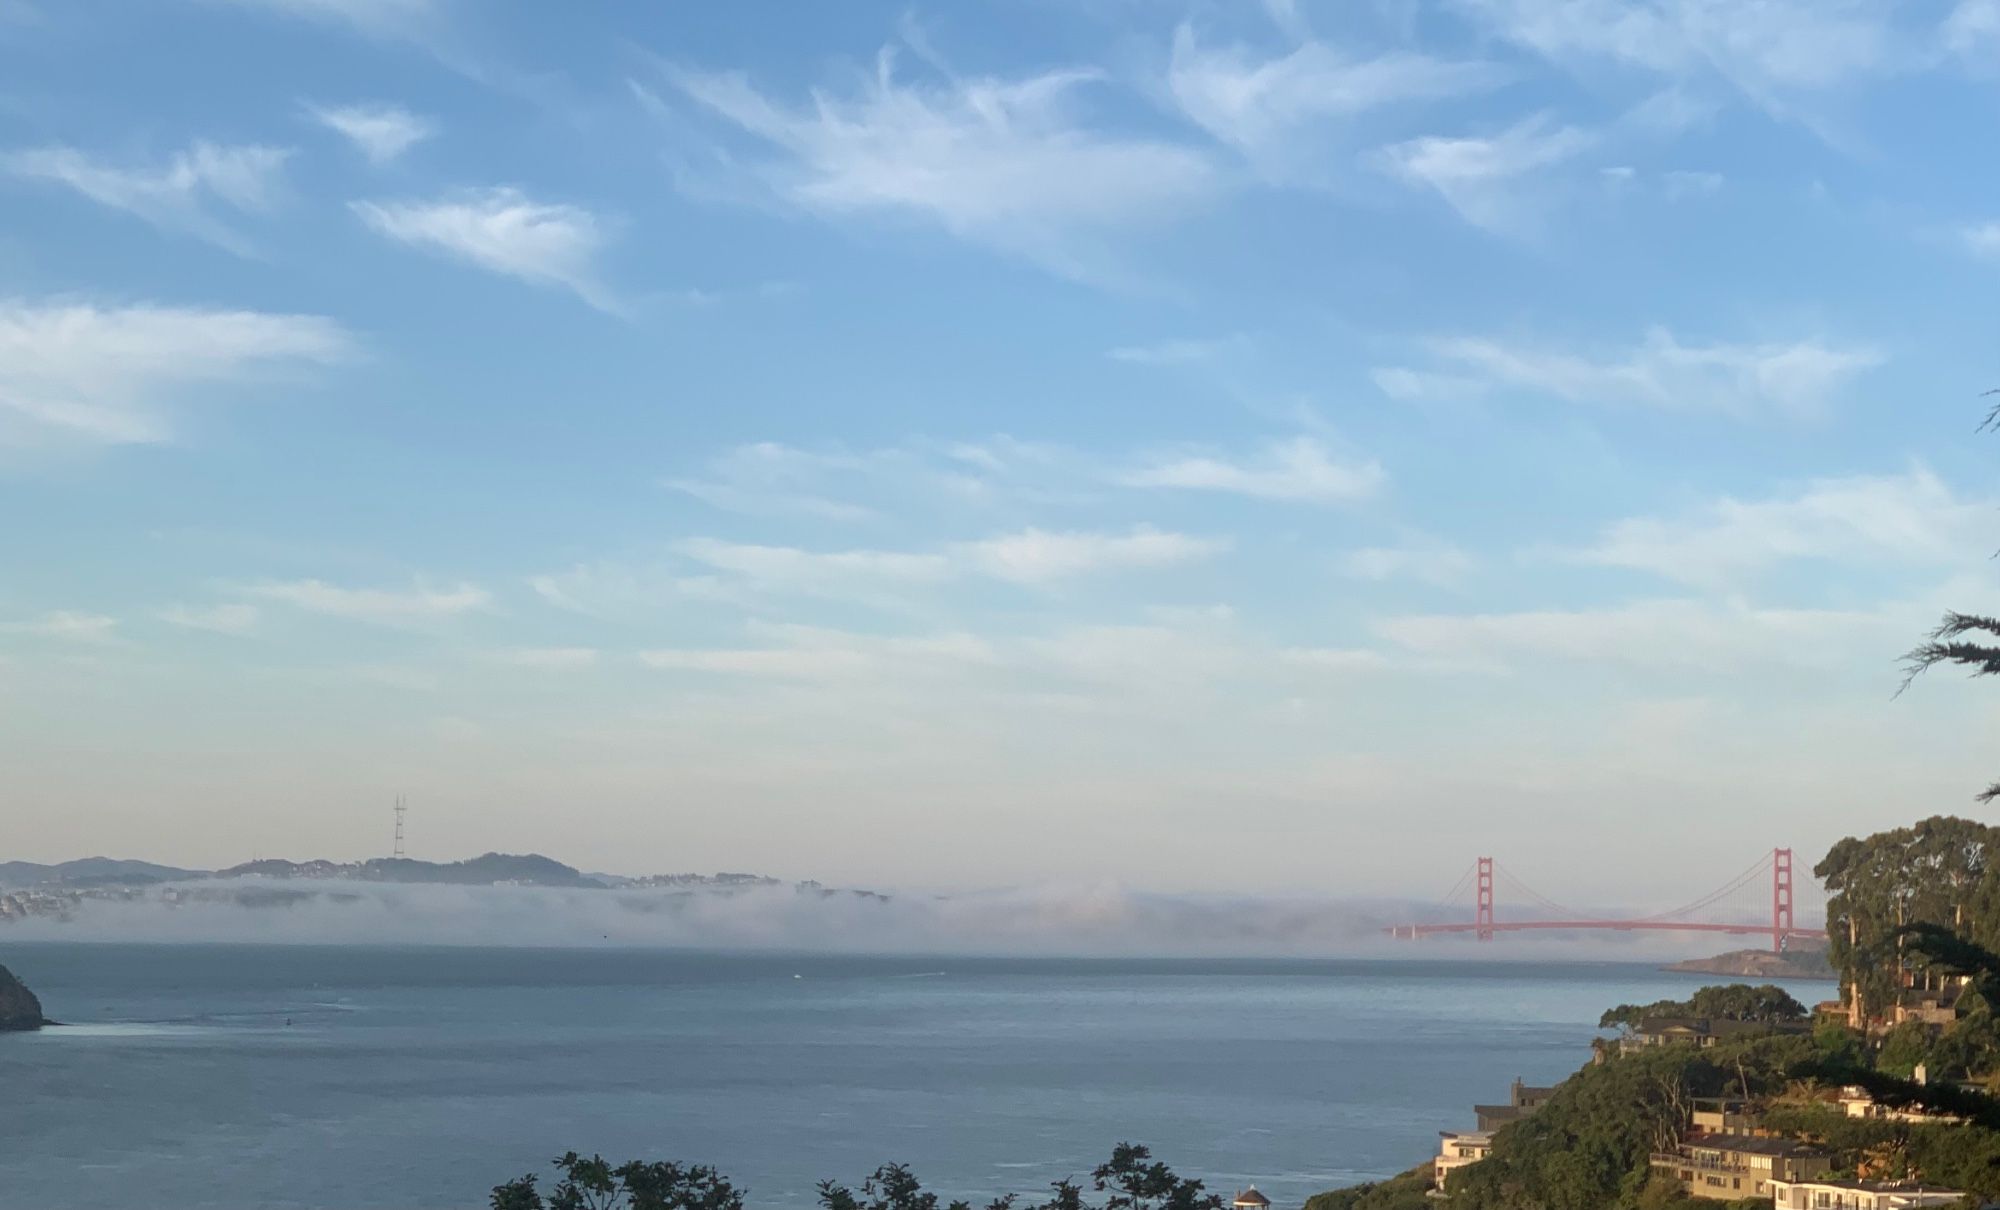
[491,1153,747,1210]
[1598,984,1807,1031]
[501,1145,1217,1210]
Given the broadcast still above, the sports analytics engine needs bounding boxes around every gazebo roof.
[1233,1189,1271,1208]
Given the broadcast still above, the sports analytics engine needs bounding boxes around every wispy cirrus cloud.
[5,611,120,644]
[1374,596,1910,676]
[482,646,599,670]
[351,188,621,312]
[959,526,1222,583]
[1560,467,1989,586]
[1167,22,1505,174]
[208,0,439,38]
[0,299,351,450]
[5,141,290,253]
[1450,0,1908,115]
[1377,326,1881,417]
[244,579,490,623]
[658,50,1219,284]
[1340,537,1475,586]
[672,525,1222,594]
[307,102,434,163]
[1123,436,1385,504]
[159,603,260,634]
[1947,0,2000,55]
[1106,335,1249,365]
[1963,221,2000,258]
[1376,113,1593,232]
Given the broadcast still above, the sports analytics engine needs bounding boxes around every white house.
[1769,1177,1968,1209]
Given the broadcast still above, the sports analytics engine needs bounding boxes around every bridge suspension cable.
[1391,845,1825,951]
[1630,850,1773,923]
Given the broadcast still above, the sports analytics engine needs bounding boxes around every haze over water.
[0,944,1826,1210]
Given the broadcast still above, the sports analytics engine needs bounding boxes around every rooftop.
[1681,1134,1828,1160]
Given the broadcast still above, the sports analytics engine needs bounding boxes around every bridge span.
[1386,849,1826,953]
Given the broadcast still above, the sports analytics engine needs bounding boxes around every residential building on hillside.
[1689,1096,1766,1137]
[1472,1079,1557,1132]
[1649,1136,1832,1202]
[1433,1131,1491,1188]
[1770,1177,1970,1209]
[1621,1017,1810,1052]
[1838,1085,1964,1125]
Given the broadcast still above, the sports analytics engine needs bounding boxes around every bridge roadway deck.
[1386,921,1830,940]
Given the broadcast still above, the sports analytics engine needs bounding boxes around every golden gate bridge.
[1386,848,1827,953]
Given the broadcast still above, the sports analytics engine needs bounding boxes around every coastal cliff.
[0,962,46,1031]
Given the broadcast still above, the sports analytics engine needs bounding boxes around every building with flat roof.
[1650,1135,1832,1201]
[1434,1131,1492,1189]
[1770,1177,1970,1209]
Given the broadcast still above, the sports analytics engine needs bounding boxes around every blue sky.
[3,0,1999,905]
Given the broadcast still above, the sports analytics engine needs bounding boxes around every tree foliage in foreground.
[495,1144,1222,1210]
[491,1154,747,1210]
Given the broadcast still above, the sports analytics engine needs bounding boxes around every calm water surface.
[0,945,1821,1210]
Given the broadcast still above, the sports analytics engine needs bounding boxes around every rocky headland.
[0,962,47,1030]
[1664,944,1834,980]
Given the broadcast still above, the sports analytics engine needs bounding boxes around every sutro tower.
[393,796,407,859]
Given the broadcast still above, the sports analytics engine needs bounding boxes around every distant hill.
[1664,942,1835,981]
[0,858,203,889]
[215,852,603,888]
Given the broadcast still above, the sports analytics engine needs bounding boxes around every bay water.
[0,944,1821,1209]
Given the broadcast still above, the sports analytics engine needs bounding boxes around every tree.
[1904,613,2000,803]
[491,1153,747,1210]
[1597,985,1806,1031]
[504,1145,1215,1210]
[1089,1144,1224,1210]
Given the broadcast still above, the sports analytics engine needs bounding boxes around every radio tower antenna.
[393,796,407,859]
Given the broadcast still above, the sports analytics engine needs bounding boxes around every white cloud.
[640,623,996,682]
[1123,437,1385,504]
[1167,22,1504,169]
[8,611,118,644]
[308,102,433,163]
[1947,0,2000,55]
[351,188,620,312]
[210,0,437,37]
[1340,539,1475,586]
[639,645,873,680]
[245,579,490,623]
[1376,113,1593,231]
[1384,326,1880,417]
[1963,221,2000,258]
[1370,365,1489,403]
[159,603,260,634]
[675,537,952,585]
[1663,168,1724,199]
[663,51,1218,281]
[0,300,351,449]
[1280,646,1399,672]
[671,526,1221,594]
[1375,597,1902,675]
[527,563,734,618]
[665,442,881,521]
[1563,467,1989,586]
[484,647,598,670]
[5,141,289,252]
[958,526,1222,583]
[1451,0,1904,108]
[1107,336,1246,365]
